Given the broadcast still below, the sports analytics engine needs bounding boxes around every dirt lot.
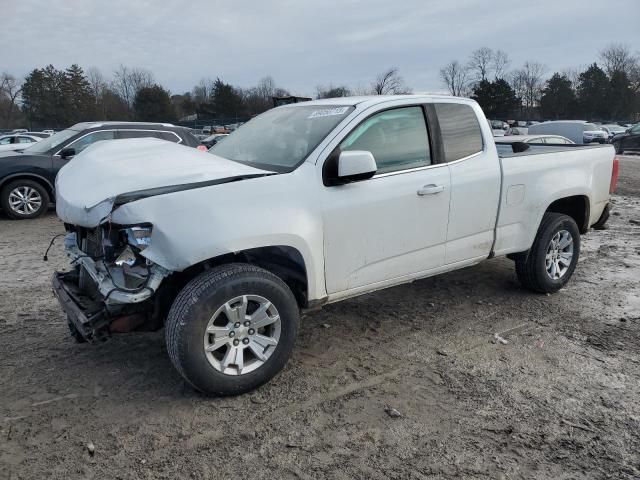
[1,156,639,480]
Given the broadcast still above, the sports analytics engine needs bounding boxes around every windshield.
[584,123,598,131]
[24,128,77,154]
[210,105,354,172]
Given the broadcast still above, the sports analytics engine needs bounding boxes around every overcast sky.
[2,0,639,97]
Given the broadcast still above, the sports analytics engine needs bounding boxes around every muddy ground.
[1,155,639,479]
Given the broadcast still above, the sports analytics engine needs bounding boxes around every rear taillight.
[610,156,620,193]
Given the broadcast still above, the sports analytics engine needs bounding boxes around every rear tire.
[1,179,49,219]
[515,213,580,293]
[165,264,299,396]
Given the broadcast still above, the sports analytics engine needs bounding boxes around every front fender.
[110,164,327,301]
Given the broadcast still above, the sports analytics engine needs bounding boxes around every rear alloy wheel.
[1,179,49,219]
[544,230,574,280]
[165,264,299,396]
[515,212,580,293]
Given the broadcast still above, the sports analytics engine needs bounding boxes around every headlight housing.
[124,225,153,251]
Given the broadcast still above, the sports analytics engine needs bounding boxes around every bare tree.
[0,73,22,127]
[86,67,106,99]
[468,47,494,82]
[112,65,154,110]
[371,68,410,95]
[562,67,583,93]
[510,62,546,113]
[316,84,351,99]
[439,60,469,96]
[192,78,215,105]
[599,43,637,76]
[492,50,511,79]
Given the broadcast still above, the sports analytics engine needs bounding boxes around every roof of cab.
[277,94,476,109]
[70,121,178,131]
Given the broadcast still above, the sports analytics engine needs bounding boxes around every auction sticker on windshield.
[307,107,350,119]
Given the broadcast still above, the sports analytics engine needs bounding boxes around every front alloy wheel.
[204,295,281,375]
[165,264,299,396]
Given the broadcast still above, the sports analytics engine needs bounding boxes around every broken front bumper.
[52,271,109,341]
[63,232,170,305]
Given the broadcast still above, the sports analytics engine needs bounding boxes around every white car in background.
[0,134,42,152]
[506,126,529,135]
[528,121,607,144]
[498,134,574,145]
[600,124,626,141]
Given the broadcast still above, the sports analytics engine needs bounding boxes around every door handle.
[417,184,445,196]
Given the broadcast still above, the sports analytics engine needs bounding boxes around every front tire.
[1,179,50,219]
[515,213,580,293]
[165,264,299,396]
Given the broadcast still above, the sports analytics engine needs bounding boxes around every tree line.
[440,43,640,121]
[2,43,637,130]
[0,65,410,129]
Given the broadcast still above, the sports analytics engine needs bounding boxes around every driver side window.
[340,106,431,175]
[67,130,115,155]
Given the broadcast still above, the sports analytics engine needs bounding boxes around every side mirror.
[337,150,377,182]
[59,147,76,160]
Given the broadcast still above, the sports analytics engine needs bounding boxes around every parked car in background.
[506,126,528,135]
[10,128,28,134]
[583,126,608,144]
[52,95,616,395]
[599,125,626,141]
[42,129,55,135]
[528,121,607,144]
[498,134,574,145]
[201,133,229,148]
[0,122,201,219]
[0,134,42,152]
[611,123,640,154]
[24,131,53,139]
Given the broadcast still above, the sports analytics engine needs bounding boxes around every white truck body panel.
[55,96,615,306]
[493,146,612,256]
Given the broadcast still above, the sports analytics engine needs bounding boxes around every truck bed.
[492,142,615,257]
[495,141,612,158]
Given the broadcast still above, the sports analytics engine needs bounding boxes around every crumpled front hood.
[56,138,273,227]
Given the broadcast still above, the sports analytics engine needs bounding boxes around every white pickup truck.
[52,95,619,395]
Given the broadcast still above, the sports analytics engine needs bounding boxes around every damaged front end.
[52,223,172,342]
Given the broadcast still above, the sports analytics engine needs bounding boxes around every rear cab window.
[434,103,483,162]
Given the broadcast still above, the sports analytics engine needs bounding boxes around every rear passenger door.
[433,102,501,264]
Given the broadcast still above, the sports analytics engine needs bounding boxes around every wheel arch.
[168,245,310,309]
[545,195,590,234]
[0,173,55,199]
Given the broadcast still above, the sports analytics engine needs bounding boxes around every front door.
[322,106,451,294]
